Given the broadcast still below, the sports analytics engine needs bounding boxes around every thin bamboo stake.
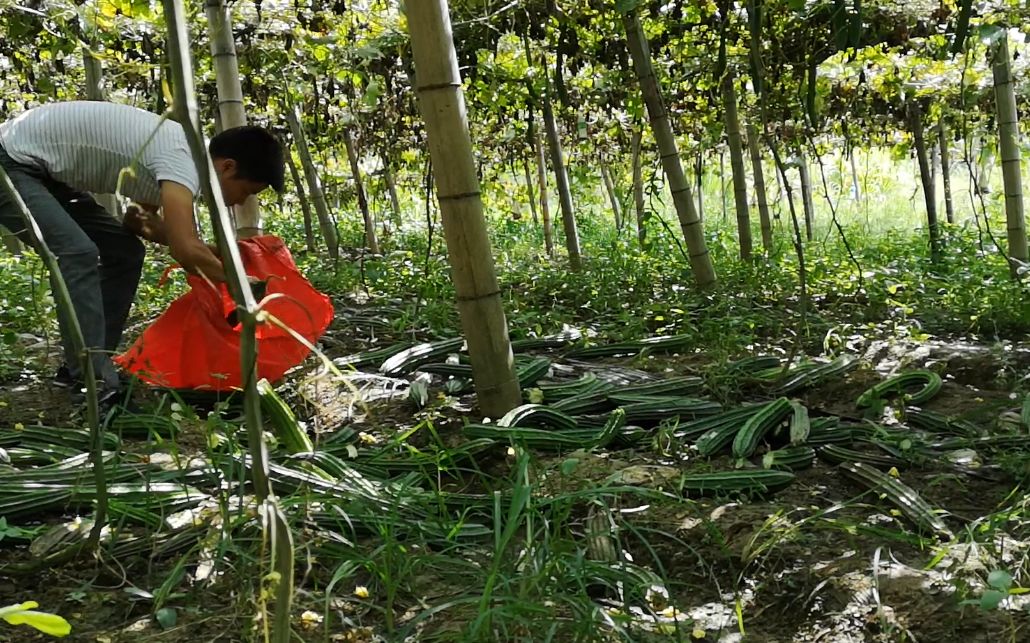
[162,3,293,639]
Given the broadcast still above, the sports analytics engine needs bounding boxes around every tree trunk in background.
[522,155,539,225]
[720,149,727,222]
[930,142,939,215]
[287,155,316,252]
[991,33,1029,276]
[695,151,704,222]
[540,64,582,271]
[797,153,814,241]
[621,7,716,286]
[722,70,752,259]
[632,128,646,246]
[381,148,402,228]
[599,158,623,229]
[939,120,955,225]
[205,0,260,236]
[82,46,121,219]
[746,123,773,252]
[534,132,554,256]
[908,102,942,262]
[406,0,522,417]
[285,108,339,259]
[343,127,380,254]
[850,149,861,202]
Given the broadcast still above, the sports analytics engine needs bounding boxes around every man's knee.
[57,237,101,267]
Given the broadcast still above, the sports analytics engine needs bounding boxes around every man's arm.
[160,181,225,283]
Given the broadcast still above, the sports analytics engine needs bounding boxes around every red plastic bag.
[114,235,333,391]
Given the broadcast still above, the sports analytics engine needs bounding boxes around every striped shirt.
[0,101,199,206]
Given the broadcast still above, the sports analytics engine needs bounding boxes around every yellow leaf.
[353,586,369,598]
[692,628,707,639]
[887,466,900,478]
[161,77,173,107]
[13,422,23,431]
[0,601,72,637]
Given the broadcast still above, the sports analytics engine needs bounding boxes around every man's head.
[209,126,285,206]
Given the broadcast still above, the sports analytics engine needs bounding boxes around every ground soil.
[2,326,1029,642]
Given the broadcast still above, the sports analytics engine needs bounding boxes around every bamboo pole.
[939,120,955,225]
[621,6,716,285]
[599,157,623,229]
[205,0,260,236]
[797,153,815,241]
[991,33,1029,276]
[631,128,646,246]
[285,108,339,259]
[722,69,752,259]
[406,0,522,417]
[163,2,293,640]
[540,63,582,270]
[535,130,554,256]
[908,102,942,262]
[382,147,402,228]
[746,122,773,252]
[343,126,380,254]
[287,155,316,252]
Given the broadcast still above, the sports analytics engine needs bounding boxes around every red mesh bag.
[114,235,333,391]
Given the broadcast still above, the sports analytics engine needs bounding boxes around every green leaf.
[560,458,580,475]
[0,601,71,637]
[155,607,177,629]
[988,570,1013,591]
[1021,395,1029,429]
[978,25,1005,47]
[980,589,1005,610]
[615,0,641,14]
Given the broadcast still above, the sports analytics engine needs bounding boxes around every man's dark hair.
[209,125,285,192]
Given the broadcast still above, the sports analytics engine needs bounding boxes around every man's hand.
[170,237,225,283]
[123,205,168,244]
[160,181,226,283]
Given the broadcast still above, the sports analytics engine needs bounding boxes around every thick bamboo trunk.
[82,47,121,219]
[746,122,773,251]
[407,0,522,417]
[631,128,646,246]
[797,154,814,241]
[908,102,942,262]
[285,107,339,259]
[382,148,402,227]
[991,33,1029,276]
[722,70,752,259]
[522,155,539,225]
[939,120,955,224]
[205,0,260,235]
[621,7,716,286]
[287,155,316,252]
[343,127,380,254]
[534,131,554,256]
[599,158,623,229]
[540,70,582,270]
